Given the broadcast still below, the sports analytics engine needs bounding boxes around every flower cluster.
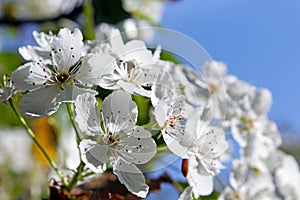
[2,27,299,199]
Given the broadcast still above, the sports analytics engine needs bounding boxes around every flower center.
[105,132,120,147]
[240,116,255,131]
[233,190,242,200]
[118,59,141,84]
[55,72,70,83]
[197,138,202,153]
[208,83,218,94]
[165,115,181,129]
[126,60,136,73]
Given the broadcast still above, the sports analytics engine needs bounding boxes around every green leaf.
[0,103,21,126]
[132,95,151,126]
[160,51,181,65]
[96,86,113,100]
[193,190,220,200]
[0,53,23,75]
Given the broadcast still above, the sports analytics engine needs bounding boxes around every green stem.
[65,103,85,191]
[65,162,85,191]
[8,99,67,186]
[132,11,161,27]
[83,0,95,40]
[66,103,81,145]
[156,144,168,152]
[81,170,95,178]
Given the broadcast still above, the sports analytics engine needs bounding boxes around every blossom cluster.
[1,27,299,199]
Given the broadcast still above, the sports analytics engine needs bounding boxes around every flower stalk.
[65,102,85,191]
[8,98,67,186]
[83,0,95,40]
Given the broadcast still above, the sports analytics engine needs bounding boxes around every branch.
[48,172,180,200]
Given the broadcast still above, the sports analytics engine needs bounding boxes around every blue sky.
[146,2,300,199]
[1,1,299,134]
[1,1,299,199]
[161,0,300,134]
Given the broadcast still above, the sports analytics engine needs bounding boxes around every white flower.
[151,71,176,107]
[160,63,209,107]
[11,0,82,20]
[230,88,281,159]
[223,77,256,123]
[219,158,277,200]
[151,72,194,159]
[0,74,14,102]
[19,30,54,61]
[178,186,193,200]
[122,18,156,41]
[242,121,281,159]
[122,0,164,23]
[200,60,233,120]
[226,78,255,102]
[98,29,161,97]
[273,152,300,200]
[11,28,114,117]
[183,108,228,197]
[75,91,156,198]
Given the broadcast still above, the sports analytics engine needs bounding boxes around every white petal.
[275,153,300,200]
[231,118,248,147]
[162,131,191,159]
[117,80,151,97]
[19,46,51,61]
[122,41,153,65]
[230,158,249,189]
[11,62,51,91]
[185,108,208,139]
[153,100,168,127]
[218,187,235,200]
[109,29,125,56]
[227,79,254,100]
[172,95,188,117]
[202,60,227,78]
[18,86,60,117]
[19,31,53,61]
[178,186,193,200]
[118,126,156,164]
[261,121,282,147]
[33,31,53,50]
[135,65,160,87]
[132,126,152,138]
[199,127,227,161]
[184,84,210,106]
[52,28,84,71]
[251,88,272,116]
[79,139,108,173]
[102,90,138,127]
[187,156,214,197]
[113,157,149,198]
[0,87,14,102]
[98,75,120,89]
[57,84,94,102]
[76,52,117,85]
[151,71,175,107]
[200,127,227,158]
[123,40,147,56]
[74,92,102,135]
[245,172,275,198]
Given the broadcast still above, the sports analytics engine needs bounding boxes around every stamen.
[68,59,82,75]
[30,68,50,80]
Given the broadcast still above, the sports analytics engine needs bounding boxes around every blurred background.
[0,0,299,199]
